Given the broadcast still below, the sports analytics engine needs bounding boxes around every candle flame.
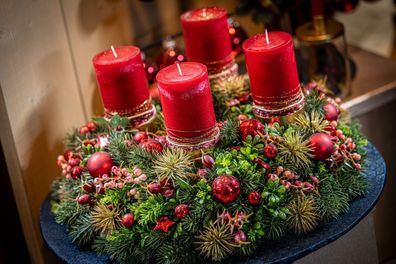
[202,9,206,17]
[176,62,183,76]
[110,45,118,58]
[265,29,270,45]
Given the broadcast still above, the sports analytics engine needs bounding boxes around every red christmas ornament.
[87,121,97,132]
[309,133,335,160]
[323,103,339,121]
[134,132,148,144]
[264,144,278,159]
[247,191,261,205]
[175,204,189,219]
[86,152,114,177]
[79,125,90,135]
[147,182,162,194]
[122,213,135,228]
[239,119,265,141]
[140,139,163,153]
[212,175,241,203]
[202,154,215,169]
[153,216,175,232]
[77,194,91,205]
[71,166,82,179]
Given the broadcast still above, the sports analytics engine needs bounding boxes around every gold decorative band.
[166,125,220,151]
[104,98,156,128]
[253,89,305,118]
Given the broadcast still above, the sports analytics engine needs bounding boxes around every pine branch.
[218,119,240,148]
[69,213,97,247]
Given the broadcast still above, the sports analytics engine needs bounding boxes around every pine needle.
[153,148,194,181]
[277,130,313,170]
[293,111,328,135]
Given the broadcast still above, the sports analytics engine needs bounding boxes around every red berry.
[122,213,134,228]
[160,178,173,188]
[235,230,247,244]
[71,166,82,178]
[68,157,80,167]
[247,191,261,205]
[79,126,90,135]
[83,183,95,193]
[77,194,91,204]
[162,188,175,198]
[202,154,215,169]
[175,204,189,219]
[264,144,278,159]
[253,158,272,172]
[134,132,148,144]
[63,149,74,161]
[87,121,97,132]
[147,182,162,194]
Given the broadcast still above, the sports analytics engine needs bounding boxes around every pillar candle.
[92,46,155,126]
[180,7,233,73]
[242,32,304,117]
[156,62,219,149]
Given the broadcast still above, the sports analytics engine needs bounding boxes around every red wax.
[243,32,302,116]
[92,46,150,116]
[156,62,216,139]
[181,7,232,72]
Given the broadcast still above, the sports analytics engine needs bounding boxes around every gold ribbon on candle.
[104,98,157,128]
[252,86,305,118]
[166,125,220,151]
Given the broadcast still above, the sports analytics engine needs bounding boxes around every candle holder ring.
[166,125,220,151]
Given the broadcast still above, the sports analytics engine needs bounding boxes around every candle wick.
[110,45,118,58]
[265,29,270,45]
[176,62,183,76]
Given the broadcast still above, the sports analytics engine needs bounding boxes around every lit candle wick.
[110,45,118,58]
[176,62,183,76]
[265,29,270,45]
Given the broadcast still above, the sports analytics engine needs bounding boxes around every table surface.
[40,143,386,264]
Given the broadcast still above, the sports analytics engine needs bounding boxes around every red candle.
[156,62,219,149]
[92,46,155,126]
[181,7,233,73]
[242,32,304,117]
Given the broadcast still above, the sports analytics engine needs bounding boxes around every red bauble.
[71,166,82,179]
[264,144,278,159]
[86,152,114,177]
[309,133,334,160]
[323,103,338,121]
[212,175,241,203]
[134,132,148,144]
[140,139,163,153]
[87,121,97,132]
[247,191,261,205]
[147,182,162,194]
[239,119,265,141]
[77,194,91,205]
[79,125,90,135]
[202,154,215,169]
[175,204,189,219]
[122,213,135,228]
